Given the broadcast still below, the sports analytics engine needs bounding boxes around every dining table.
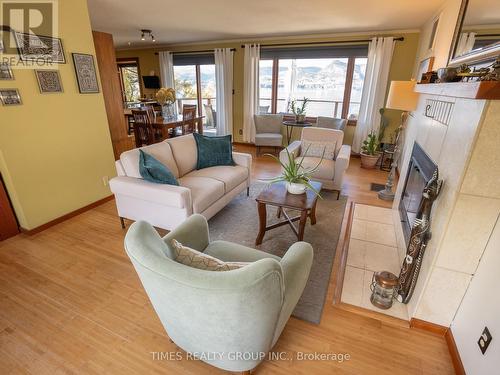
[152,114,205,139]
[124,109,204,139]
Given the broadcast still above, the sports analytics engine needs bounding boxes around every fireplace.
[399,142,438,245]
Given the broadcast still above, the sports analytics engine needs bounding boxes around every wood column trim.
[92,31,134,160]
[271,58,279,114]
[0,175,19,240]
[195,64,203,117]
[341,57,355,119]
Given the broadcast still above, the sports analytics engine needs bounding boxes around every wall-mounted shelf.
[415,81,500,100]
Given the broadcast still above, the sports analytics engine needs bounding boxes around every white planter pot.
[286,182,307,194]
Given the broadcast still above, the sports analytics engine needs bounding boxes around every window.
[258,46,368,120]
[117,58,142,102]
[172,54,217,131]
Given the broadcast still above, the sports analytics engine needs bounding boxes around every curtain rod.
[240,37,404,48]
[154,48,236,56]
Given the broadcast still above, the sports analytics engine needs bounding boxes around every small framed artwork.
[72,53,99,94]
[0,89,22,105]
[427,16,440,51]
[14,32,66,63]
[417,57,435,83]
[35,69,63,93]
[0,63,14,80]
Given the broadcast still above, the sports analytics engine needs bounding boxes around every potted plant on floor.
[264,146,323,197]
[289,97,309,123]
[360,131,381,169]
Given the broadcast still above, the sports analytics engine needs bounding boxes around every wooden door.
[0,174,19,240]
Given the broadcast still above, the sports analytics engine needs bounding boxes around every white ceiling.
[87,0,446,48]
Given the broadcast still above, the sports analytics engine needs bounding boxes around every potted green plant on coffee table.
[360,131,381,169]
[264,146,323,197]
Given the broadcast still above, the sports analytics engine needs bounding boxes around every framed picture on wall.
[72,53,99,94]
[14,32,66,63]
[35,69,63,93]
[0,89,22,105]
[0,63,14,80]
[417,56,435,83]
[427,16,440,51]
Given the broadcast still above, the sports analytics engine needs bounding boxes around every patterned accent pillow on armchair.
[171,239,248,271]
[301,140,337,160]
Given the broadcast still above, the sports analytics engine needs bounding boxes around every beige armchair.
[279,127,351,198]
[254,114,283,155]
[316,116,347,131]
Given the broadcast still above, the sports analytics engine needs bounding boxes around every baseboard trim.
[410,318,448,336]
[410,318,465,375]
[445,328,466,375]
[20,195,114,235]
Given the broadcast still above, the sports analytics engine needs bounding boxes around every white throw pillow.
[170,239,248,271]
[301,140,337,160]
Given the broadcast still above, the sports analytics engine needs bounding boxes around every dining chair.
[204,104,217,128]
[181,105,197,135]
[131,109,156,147]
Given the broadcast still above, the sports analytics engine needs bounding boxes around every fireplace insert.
[399,142,438,244]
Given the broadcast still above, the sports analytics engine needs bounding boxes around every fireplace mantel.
[415,81,500,100]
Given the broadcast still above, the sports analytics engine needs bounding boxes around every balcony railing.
[259,98,361,119]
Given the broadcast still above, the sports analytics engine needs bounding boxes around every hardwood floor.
[0,146,454,375]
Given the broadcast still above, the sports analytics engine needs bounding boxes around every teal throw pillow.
[193,133,235,170]
[139,149,179,185]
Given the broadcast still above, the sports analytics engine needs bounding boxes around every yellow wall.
[116,32,420,144]
[0,0,116,230]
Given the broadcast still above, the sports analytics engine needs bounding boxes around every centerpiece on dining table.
[155,87,176,119]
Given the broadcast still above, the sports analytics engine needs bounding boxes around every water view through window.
[259,57,367,119]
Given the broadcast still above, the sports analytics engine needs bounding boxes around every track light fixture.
[140,29,155,42]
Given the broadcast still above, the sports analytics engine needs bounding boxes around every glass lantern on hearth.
[370,271,399,309]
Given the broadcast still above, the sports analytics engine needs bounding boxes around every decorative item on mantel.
[396,169,443,303]
[378,80,419,201]
[263,146,323,196]
[155,87,176,119]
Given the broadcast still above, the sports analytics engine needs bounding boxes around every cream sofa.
[280,127,350,197]
[109,134,252,230]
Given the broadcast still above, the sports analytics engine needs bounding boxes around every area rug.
[208,182,347,324]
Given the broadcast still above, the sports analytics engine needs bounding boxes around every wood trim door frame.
[116,57,143,100]
[0,174,19,240]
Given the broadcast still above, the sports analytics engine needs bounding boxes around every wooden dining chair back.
[131,109,155,147]
[182,105,197,135]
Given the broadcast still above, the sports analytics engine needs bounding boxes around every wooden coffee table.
[255,181,322,245]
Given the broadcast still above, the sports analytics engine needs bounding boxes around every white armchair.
[279,127,351,198]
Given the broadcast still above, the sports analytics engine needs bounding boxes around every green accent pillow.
[193,133,235,170]
[139,149,179,185]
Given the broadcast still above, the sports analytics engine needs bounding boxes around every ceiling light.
[140,29,154,42]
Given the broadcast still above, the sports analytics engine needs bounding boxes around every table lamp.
[378,80,419,201]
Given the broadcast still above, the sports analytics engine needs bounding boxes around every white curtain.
[214,48,234,136]
[456,32,476,56]
[242,44,260,143]
[352,37,395,153]
[158,51,178,116]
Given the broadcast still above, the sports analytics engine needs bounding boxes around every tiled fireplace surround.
[343,91,500,327]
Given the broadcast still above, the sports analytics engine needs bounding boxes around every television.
[142,75,161,89]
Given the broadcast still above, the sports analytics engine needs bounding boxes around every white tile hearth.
[341,204,408,321]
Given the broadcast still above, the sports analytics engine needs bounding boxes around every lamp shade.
[386,80,419,111]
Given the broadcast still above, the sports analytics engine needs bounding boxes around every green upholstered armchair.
[124,214,313,373]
